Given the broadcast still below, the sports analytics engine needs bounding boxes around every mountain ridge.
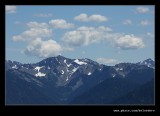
[6,55,155,104]
[6,55,154,66]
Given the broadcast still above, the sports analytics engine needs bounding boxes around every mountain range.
[6,55,155,105]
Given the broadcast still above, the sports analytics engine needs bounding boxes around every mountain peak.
[144,58,154,62]
[138,58,155,68]
[56,55,64,58]
[142,58,154,64]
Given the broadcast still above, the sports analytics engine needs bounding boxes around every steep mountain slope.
[109,79,154,104]
[5,56,155,105]
[70,68,154,104]
[6,69,56,104]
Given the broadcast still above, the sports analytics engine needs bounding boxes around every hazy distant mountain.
[5,55,155,105]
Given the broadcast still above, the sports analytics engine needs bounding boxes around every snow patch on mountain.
[74,59,87,65]
[61,70,64,74]
[67,63,72,67]
[88,72,92,75]
[116,68,123,71]
[147,63,152,67]
[64,59,72,67]
[35,72,46,77]
[12,65,18,69]
[72,67,79,73]
[66,76,69,81]
[34,66,44,72]
[112,74,116,78]
[116,68,119,71]
[34,66,46,77]
[66,67,69,72]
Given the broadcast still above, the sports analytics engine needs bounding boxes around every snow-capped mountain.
[137,58,155,68]
[6,55,104,86]
[6,56,155,104]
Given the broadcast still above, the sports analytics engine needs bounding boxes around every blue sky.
[6,5,154,65]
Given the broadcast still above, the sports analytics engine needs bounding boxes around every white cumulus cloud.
[12,20,80,58]
[49,19,74,29]
[135,6,150,14]
[62,26,112,47]
[12,22,52,41]
[62,26,144,50]
[6,5,17,13]
[27,21,49,28]
[24,38,62,58]
[97,58,120,66]
[123,19,132,25]
[74,13,107,22]
[114,34,145,49]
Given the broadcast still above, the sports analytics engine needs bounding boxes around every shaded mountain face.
[70,69,154,104]
[6,55,155,105]
[109,79,154,104]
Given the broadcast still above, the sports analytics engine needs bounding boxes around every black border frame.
[0,0,159,113]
